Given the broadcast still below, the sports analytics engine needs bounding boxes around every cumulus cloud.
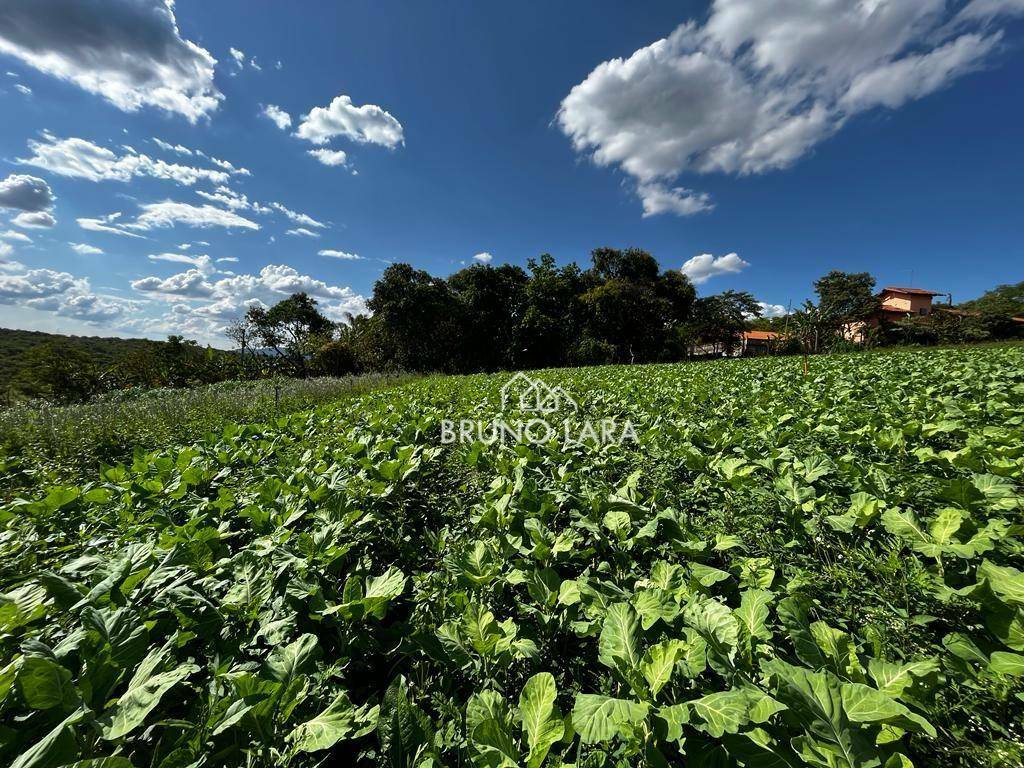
[1,229,32,243]
[473,252,494,264]
[229,47,246,69]
[680,253,750,285]
[0,0,222,122]
[70,243,103,255]
[131,263,368,339]
[558,0,1019,216]
[21,133,241,186]
[319,249,363,260]
[756,301,788,318]
[0,262,138,324]
[308,148,349,167]
[286,227,319,238]
[638,183,714,217]
[132,268,215,298]
[0,174,55,212]
[295,94,404,147]
[13,211,57,229]
[262,104,292,130]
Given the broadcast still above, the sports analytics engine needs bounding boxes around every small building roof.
[742,330,781,340]
[881,286,943,296]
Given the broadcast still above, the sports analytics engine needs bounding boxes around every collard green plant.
[1,345,1023,766]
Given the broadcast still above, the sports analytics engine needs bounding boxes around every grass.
[0,373,415,492]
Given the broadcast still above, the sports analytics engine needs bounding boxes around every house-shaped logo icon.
[500,372,579,414]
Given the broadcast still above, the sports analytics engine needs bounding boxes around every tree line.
[7,248,1022,403]
[230,248,763,375]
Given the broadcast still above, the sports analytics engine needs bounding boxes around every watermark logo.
[501,371,578,414]
[441,372,637,446]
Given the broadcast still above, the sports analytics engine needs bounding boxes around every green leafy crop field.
[1,346,1023,767]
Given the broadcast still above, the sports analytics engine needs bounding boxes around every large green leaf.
[289,692,379,752]
[978,560,1024,608]
[640,640,682,699]
[263,633,320,683]
[518,673,564,768]
[571,694,649,744]
[102,653,198,740]
[17,655,77,710]
[598,602,642,673]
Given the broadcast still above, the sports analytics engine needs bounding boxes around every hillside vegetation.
[0,347,1022,767]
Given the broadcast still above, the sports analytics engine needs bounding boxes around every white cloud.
[77,212,144,238]
[216,256,238,263]
[71,243,104,255]
[1,229,32,243]
[473,252,494,264]
[132,268,215,298]
[149,138,250,175]
[638,183,714,217]
[681,253,750,285]
[286,227,319,238]
[13,211,57,229]
[0,262,138,324]
[0,267,80,300]
[230,47,246,69]
[319,249,363,260]
[147,252,214,273]
[271,203,325,229]
[756,301,788,318]
[131,263,368,339]
[308,148,349,167]
[0,0,222,122]
[130,201,261,231]
[558,0,1012,216]
[0,242,13,259]
[21,133,236,186]
[196,186,272,213]
[295,94,404,147]
[0,174,55,212]
[262,103,292,130]
[957,0,1024,22]
[14,83,31,95]
[840,33,999,112]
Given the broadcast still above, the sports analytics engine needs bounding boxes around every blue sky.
[1,0,1022,344]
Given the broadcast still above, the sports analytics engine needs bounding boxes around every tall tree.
[515,254,586,369]
[813,271,880,324]
[448,263,529,371]
[246,292,334,376]
[687,290,762,355]
[368,264,464,371]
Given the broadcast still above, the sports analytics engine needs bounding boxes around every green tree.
[687,290,762,355]
[515,254,586,369]
[247,293,335,376]
[813,271,880,325]
[14,342,101,403]
[368,264,464,371]
[448,263,529,371]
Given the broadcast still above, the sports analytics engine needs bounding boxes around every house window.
[919,307,929,316]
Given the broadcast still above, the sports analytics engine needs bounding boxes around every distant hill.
[0,328,183,390]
